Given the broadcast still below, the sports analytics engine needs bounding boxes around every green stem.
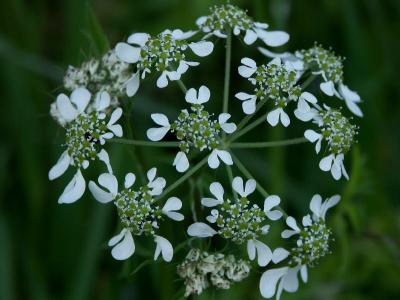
[176,79,188,94]
[301,74,317,90]
[110,138,180,147]
[158,155,209,200]
[231,152,288,218]
[222,30,232,114]
[228,113,267,143]
[230,137,307,148]
[225,164,238,199]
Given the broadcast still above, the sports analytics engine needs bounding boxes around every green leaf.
[85,4,110,57]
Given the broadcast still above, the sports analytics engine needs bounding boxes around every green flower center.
[254,63,301,107]
[200,4,254,32]
[65,112,107,168]
[321,109,357,154]
[300,44,344,83]
[289,219,332,268]
[214,197,266,244]
[170,105,221,153]
[114,186,162,236]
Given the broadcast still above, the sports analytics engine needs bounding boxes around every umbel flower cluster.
[48,3,363,299]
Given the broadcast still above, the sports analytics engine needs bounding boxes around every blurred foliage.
[0,0,400,299]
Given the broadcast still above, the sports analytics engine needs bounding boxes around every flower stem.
[226,164,238,199]
[176,79,188,94]
[227,112,267,143]
[222,30,232,114]
[301,74,317,90]
[230,137,307,148]
[234,98,268,132]
[158,155,209,200]
[110,138,180,147]
[230,152,288,218]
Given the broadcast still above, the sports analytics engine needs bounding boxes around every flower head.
[259,194,340,299]
[197,4,289,47]
[116,30,214,94]
[49,88,122,204]
[188,177,282,266]
[89,166,183,261]
[147,86,236,172]
[236,57,302,127]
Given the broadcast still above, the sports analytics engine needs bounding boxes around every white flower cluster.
[177,248,250,297]
[47,3,363,299]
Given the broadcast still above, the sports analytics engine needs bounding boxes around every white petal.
[173,151,189,173]
[169,29,197,40]
[49,150,71,180]
[321,195,340,220]
[110,229,135,260]
[147,168,157,182]
[235,92,254,101]
[243,98,257,115]
[151,113,170,127]
[304,129,321,143]
[70,87,91,113]
[282,267,300,292]
[232,176,245,196]
[124,173,136,189]
[115,43,141,63]
[266,210,283,221]
[244,29,258,45]
[56,94,78,122]
[108,108,123,126]
[221,122,237,134]
[310,194,322,218]
[162,197,182,212]
[259,267,288,299]
[319,154,334,172]
[300,92,317,104]
[254,239,272,266]
[94,91,110,111]
[146,127,170,141]
[261,31,289,47]
[281,229,299,239]
[187,222,217,237]
[127,32,149,47]
[216,150,233,166]
[165,211,184,221]
[189,41,214,57]
[108,228,126,247]
[126,73,140,97]
[156,71,169,88]
[98,173,118,195]
[207,150,220,169]
[241,57,257,69]
[58,170,86,204]
[88,181,115,203]
[280,110,290,127]
[247,239,256,260]
[344,98,363,117]
[185,87,197,104]
[339,84,361,102]
[267,108,281,126]
[272,248,290,264]
[201,197,222,207]
[341,162,349,180]
[286,216,300,232]
[264,195,281,211]
[98,149,112,174]
[300,265,308,283]
[218,113,230,124]
[210,182,224,202]
[197,85,211,103]
[244,179,256,196]
[154,235,173,262]
[302,215,312,227]
[320,81,335,96]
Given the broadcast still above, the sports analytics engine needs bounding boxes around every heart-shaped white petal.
[124,173,136,189]
[320,81,336,96]
[127,32,150,47]
[109,229,135,260]
[56,94,78,122]
[319,154,334,172]
[70,87,91,113]
[282,267,300,292]
[94,91,111,111]
[261,31,289,47]
[244,29,258,45]
[154,235,173,262]
[259,267,288,299]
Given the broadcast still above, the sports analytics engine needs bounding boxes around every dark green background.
[1,0,399,299]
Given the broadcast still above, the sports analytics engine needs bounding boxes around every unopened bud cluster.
[64,50,131,104]
[170,105,221,153]
[320,108,357,155]
[177,248,250,297]
[288,220,332,268]
[299,44,344,84]
[253,63,301,107]
[214,197,266,244]
[65,112,107,168]
[115,186,162,236]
